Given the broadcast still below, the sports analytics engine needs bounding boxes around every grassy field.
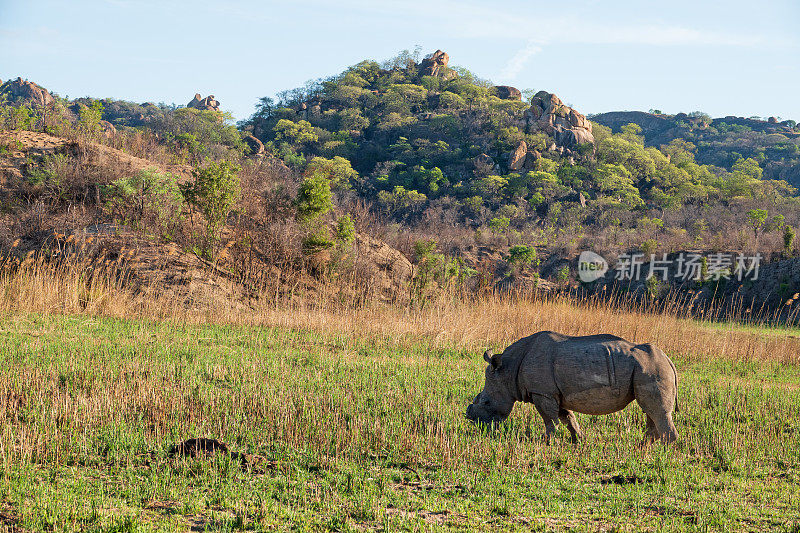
[1,312,799,532]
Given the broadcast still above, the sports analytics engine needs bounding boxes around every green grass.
[694,319,800,339]
[1,313,799,531]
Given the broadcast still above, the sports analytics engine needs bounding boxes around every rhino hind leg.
[559,408,584,444]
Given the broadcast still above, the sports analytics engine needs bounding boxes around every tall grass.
[2,251,799,365]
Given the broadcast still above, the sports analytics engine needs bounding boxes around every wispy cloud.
[498,42,542,81]
[304,0,796,48]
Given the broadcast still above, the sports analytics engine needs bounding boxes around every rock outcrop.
[242,134,264,156]
[508,141,527,170]
[98,120,116,138]
[187,93,221,112]
[419,50,449,77]
[474,153,495,169]
[526,91,594,149]
[494,86,522,100]
[1,77,55,107]
[353,233,413,301]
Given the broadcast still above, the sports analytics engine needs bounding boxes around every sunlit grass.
[0,314,798,531]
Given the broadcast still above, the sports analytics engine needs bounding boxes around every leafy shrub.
[335,214,356,245]
[295,173,332,222]
[181,160,241,257]
[301,229,334,255]
[24,153,71,204]
[640,239,658,257]
[508,245,538,268]
[105,168,184,239]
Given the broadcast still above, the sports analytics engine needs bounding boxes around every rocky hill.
[592,111,800,186]
[2,50,800,321]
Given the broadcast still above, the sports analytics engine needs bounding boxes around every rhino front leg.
[636,398,678,444]
[559,409,584,444]
[532,397,561,445]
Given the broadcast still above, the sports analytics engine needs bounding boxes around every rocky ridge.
[187,93,221,112]
[0,77,55,107]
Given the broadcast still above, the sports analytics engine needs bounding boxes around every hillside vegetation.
[2,50,800,313]
[239,50,800,254]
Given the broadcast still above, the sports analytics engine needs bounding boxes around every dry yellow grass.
[2,252,799,364]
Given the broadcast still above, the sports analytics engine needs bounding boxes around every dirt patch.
[0,130,190,184]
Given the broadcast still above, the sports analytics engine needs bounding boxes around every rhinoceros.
[465,331,679,444]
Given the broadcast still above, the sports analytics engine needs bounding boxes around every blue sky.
[1,0,798,121]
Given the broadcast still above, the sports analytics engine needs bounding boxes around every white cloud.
[498,42,542,81]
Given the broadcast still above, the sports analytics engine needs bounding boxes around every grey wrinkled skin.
[466,331,679,444]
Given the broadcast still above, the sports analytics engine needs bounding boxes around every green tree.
[594,163,644,209]
[732,157,763,181]
[507,245,538,269]
[77,101,105,138]
[746,209,768,240]
[106,168,183,238]
[295,173,333,222]
[335,214,356,245]
[377,186,427,216]
[783,225,796,257]
[305,156,358,190]
[273,119,319,145]
[488,216,510,235]
[181,160,241,257]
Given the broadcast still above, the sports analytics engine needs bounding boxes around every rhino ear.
[491,353,503,370]
[484,349,502,370]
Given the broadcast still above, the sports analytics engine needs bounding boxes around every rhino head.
[465,349,516,425]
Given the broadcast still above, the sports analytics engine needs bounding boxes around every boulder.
[353,232,413,301]
[527,91,594,149]
[494,85,522,100]
[523,149,541,169]
[1,77,54,107]
[474,153,495,168]
[187,93,221,112]
[419,50,449,77]
[98,120,116,138]
[508,141,527,170]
